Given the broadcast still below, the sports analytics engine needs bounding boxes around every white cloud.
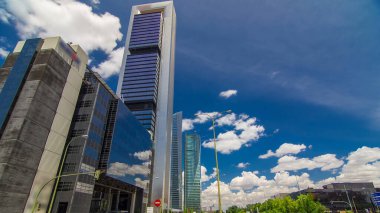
[271,154,344,173]
[2,0,123,79]
[230,171,269,191]
[0,47,9,58]
[202,114,265,154]
[201,166,217,183]
[259,143,307,159]
[92,47,124,78]
[201,146,380,210]
[236,162,250,169]
[133,150,151,161]
[334,146,380,185]
[216,113,237,126]
[0,8,12,24]
[135,177,149,189]
[92,0,100,5]
[219,89,237,99]
[182,111,220,132]
[108,162,150,177]
[202,171,315,210]
[182,119,195,131]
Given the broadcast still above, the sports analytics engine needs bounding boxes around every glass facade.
[0,38,42,133]
[171,112,183,210]
[184,133,201,212]
[121,12,163,134]
[104,100,152,188]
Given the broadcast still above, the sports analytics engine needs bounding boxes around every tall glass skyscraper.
[170,112,183,210]
[116,1,176,208]
[184,133,201,212]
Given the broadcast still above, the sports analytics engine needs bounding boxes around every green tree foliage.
[226,194,325,213]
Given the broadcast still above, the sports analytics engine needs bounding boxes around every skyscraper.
[116,1,176,208]
[0,37,88,212]
[171,112,183,210]
[184,133,201,212]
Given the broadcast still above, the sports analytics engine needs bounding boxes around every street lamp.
[32,169,103,213]
[47,135,88,213]
[198,110,232,213]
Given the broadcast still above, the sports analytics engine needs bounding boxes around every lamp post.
[198,110,231,213]
[47,135,88,213]
[32,170,103,213]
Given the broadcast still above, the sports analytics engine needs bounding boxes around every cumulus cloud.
[93,47,124,78]
[182,119,195,131]
[236,162,250,169]
[201,146,380,210]
[202,114,265,154]
[1,0,123,78]
[271,154,344,173]
[0,8,12,24]
[219,89,237,99]
[92,0,100,5]
[259,143,307,159]
[182,111,220,132]
[202,171,315,210]
[107,162,150,177]
[0,47,9,58]
[135,177,149,189]
[133,150,151,161]
[201,166,217,183]
[334,146,380,185]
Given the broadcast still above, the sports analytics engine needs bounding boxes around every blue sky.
[1,0,380,209]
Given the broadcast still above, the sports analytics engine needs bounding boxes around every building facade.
[170,112,183,210]
[0,37,87,213]
[184,133,201,212]
[52,70,152,213]
[290,182,377,213]
[116,1,176,208]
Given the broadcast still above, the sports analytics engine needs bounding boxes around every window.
[67,145,81,154]
[57,182,74,191]
[62,163,76,173]
[78,100,92,108]
[73,114,90,122]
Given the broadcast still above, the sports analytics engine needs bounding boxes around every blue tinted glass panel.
[106,100,152,187]
[0,38,42,131]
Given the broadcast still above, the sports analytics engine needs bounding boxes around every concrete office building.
[116,1,176,208]
[0,37,88,213]
[52,70,152,213]
[170,112,183,210]
[290,182,377,212]
[184,133,201,212]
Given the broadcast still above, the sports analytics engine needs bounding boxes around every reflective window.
[106,100,152,189]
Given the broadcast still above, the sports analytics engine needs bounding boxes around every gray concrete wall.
[0,49,71,212]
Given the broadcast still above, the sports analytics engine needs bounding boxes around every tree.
[294,194,325,213]
[227,194,325,213]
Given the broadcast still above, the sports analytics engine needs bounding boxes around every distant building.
[184,133,201,212]
[52,70,152,213]
[116,1,176,207]
[290,182,377,213]
[171,112,183,210]
[0,37,88,213]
